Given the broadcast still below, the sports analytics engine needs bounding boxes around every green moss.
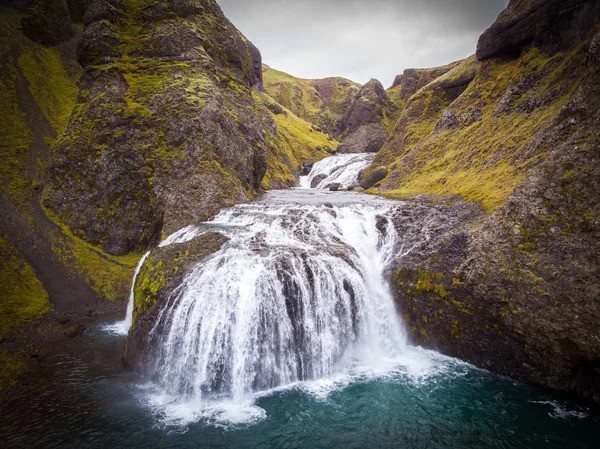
[0,9,79,214]
[133,256,166,322]
[262,64,359,132]
[43,206,138,301]
[254,90,338,188]
[0,234,51,338]
[376,48,583,211]
[0,351,26,394]
[17,47,79,133]
[414,270,449,298]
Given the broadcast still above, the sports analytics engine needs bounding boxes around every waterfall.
[300,153,375,189]
[132,155,446,425]
[144,193,408,416]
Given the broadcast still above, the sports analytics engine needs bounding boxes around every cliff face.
[0,0,331,393]
[263,66,399,155]
[43,0,270,256]
[336,78,398,154]
[387,61,460,109]
[376,0,600,402]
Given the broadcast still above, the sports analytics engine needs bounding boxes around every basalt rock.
[360,166,387,190]
[125,232,229,374]
[388,5,600,403]
[388,62,460,107]
[45,0,269,255]
[476,0,600,61]
[337,123,388,154]
[337,79,396,154]
[20,0,74,45]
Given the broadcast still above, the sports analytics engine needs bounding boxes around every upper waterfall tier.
[300,154,375,189]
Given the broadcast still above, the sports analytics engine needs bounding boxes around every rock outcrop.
[44,0,270,256]
[337,79,397,154]
[387,62,460,108]
[477,0,600,61]
[262,64,360,136]
[125,232,228,373]
[20,0,74,45]
[377,0,600,403]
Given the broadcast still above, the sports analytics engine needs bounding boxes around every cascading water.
[132,155,442,424]
[148,196,406,405]
[300,153,374,189]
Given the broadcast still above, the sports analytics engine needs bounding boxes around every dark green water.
[1,318,598,449]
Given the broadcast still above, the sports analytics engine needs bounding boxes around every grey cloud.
[217,0,509,85]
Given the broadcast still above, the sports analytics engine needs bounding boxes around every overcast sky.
[217,0,509,86]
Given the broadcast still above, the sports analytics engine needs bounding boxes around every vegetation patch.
[0,234,51,339]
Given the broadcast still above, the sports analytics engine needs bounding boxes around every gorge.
[0,0,599,448]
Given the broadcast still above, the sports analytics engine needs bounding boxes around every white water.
[300,153,374,189]
[120,155,449,426]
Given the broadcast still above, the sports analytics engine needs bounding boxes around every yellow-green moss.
[0,351,26,393]
[262,64,359,131]
[254,90,338,188]
[132,255,166,324]
[17,48,79,133]
[0,234,51,338]
[0,9,79,213]
[43,206,138,301]
[376,48,585,211]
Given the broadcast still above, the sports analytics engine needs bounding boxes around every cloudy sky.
[217,0,509,86]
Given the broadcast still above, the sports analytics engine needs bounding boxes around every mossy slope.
[385,0,600,403]
[254,90,336,188]
[0,4,136,393]
[262,64,360,135]
[125,232,228,372]
[44,0,269,256]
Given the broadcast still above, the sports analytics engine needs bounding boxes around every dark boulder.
[310,174,327,188]
[327,183,341,191]
[360,167,387,190]
[302,161,314,176]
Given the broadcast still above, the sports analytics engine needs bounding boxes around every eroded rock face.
[391,24,600,403]
[45,0,269,255]
[476,0,600,61]
[337,123,388,154]
[389,62,460,105]
[337,79,396,154]
[125,232,228,374]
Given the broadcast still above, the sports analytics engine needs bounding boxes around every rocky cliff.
[336,78,398,154]
[370,0,600,402]
[387,61,460,109]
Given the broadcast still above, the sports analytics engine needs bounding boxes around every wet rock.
[310,174,327,188]
[310,174,328,188]
[360,167,387,190]
[327,183,341,191]
[302,161,314,176]
[126,232,229,373]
